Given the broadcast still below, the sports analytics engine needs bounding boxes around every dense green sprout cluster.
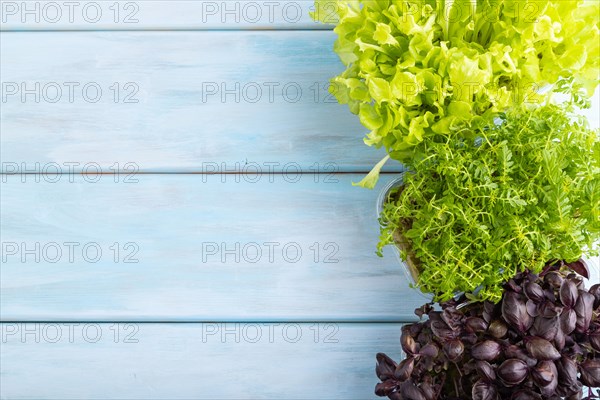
[312,0,599,176]
[378,103,600,302]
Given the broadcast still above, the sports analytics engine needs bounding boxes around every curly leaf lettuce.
[314,0,600,185]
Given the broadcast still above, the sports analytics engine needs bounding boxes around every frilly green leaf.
[352,155,391,189]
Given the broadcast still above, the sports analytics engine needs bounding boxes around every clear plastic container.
[377,173,433,301]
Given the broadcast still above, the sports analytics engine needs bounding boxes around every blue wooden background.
[1,1,599,398]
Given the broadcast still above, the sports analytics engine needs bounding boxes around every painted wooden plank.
[0,174,430,322]
[0,31,398,173]
[0,174,600,322]
[4,319,597,399]
[0,0,335,31]
[2,32,597,173]
[0,322,402,399]
[1,174,598,321]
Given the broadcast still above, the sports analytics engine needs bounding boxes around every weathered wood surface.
[0,0,335,30]
[0,174,431,322]
[0,322,402,399]
[0,31,402,173]
[1,13,599,400]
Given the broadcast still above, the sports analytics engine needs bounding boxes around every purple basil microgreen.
[566,259,590,280]
[376,267,600,399]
